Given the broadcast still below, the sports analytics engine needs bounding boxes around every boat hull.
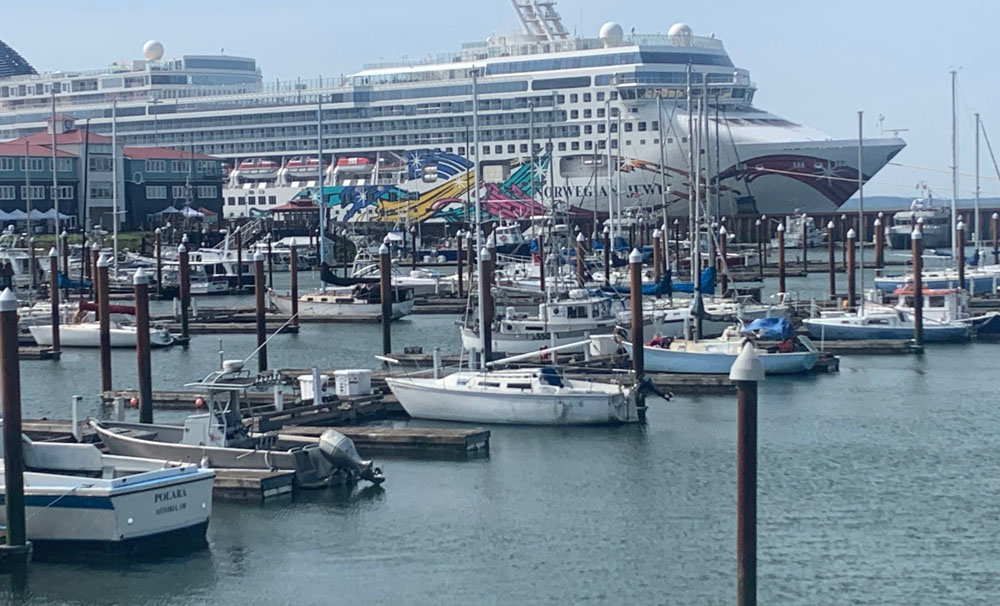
[460,325,614,355]
[386,377,635,425]
[623,342,817,374]
[802,319,969,342]
[270,292,413,320]
[29,324,175,348]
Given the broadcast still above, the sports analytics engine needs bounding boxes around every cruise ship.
[0,1,905,225]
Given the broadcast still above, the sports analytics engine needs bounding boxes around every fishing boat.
[873,263,1000,295]
[269,283,414,320]
[460,289,617,354]
[1,430,214,558]
[90,360,385,487]
[802,308,971,342]
[772,213,824,248]
[623,319,819,375]
[385,367,639,425]
[881,286,1000,337]
[888,195,951,250]
[30,320,176,348]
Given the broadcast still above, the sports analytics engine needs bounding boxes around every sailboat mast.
[657,95,668,241]
[975,112,981,247]
[472,69,485,358]
[111,98,118,274]
[858,110,865,314]
[950,70,958,261]
[686,65,693,253]
[692,100,701,295]
[605,99,613,240]
[50,91,60,259]
[703,77,715,268]
[317,97,325,267]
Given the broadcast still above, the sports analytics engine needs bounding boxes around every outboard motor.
[318,429,385,485]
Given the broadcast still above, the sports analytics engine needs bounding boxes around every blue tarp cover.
[741,317,793,341]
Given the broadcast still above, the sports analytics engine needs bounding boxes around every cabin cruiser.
[269,283,414,320]
[888,196,951,250]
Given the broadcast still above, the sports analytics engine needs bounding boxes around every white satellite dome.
[143,40,165,61]
[667,22,693,43]
[599,22,624,47]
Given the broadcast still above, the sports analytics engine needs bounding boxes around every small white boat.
[624,334,818,375]
[802,309,970,342]
[1,429,214,559]
[269,285,414,320]
[386,367,639,425]
[29,321,177,348]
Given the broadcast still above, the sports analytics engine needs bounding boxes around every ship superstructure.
[0,1,905,223]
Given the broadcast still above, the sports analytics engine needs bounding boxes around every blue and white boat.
[874,255,1000,296]
[623,319,820,375]
[1,430,215,559]
[802,309,971,343]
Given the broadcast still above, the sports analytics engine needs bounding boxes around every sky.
[5,0,999,199]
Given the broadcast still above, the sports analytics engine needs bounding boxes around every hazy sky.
[5,0,998,198]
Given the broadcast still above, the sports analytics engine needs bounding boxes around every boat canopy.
[741,317,793,341]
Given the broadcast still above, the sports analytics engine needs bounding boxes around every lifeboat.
[285,156,330,179]
[237,158,280,180]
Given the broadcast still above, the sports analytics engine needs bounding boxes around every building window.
[638,122,647,132]
[197,185,217,199]
[610,91,618,100]
[171,160,191,173]
[584,141,593,151]
[227,197,236,206]
[494,145,502,154]
[50,185,73,200]
[507,144,515,154]
[570,110,579,119]
[238,197,246,206]
[583,93,592,102]
[597,124,606,134]
[597,108,605,118]
[0,186,14,200]
[146,159,166,173]
[56,158,73,172]
[268,195,276,204]
[557,142,566,151]
[20,158,44,172]
[89,156,113,172]
[0,158,13,171]
[196,160,215,173]
[146,185,167,199]
[597,92,605,102]
[21,185,46,200]
[88,182,112,199]
[651,121,659,131]
[172,185,188,200]
[583,109,592,119]
[584,125,592,135]
[520,144,528,153]
[625,123,633,132]
[569,94,578,103]
[571,141,579,151]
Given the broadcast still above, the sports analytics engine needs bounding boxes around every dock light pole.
[957,220,966,290]
[289,244,299,329]
[178,237,190,343]
[730,341,764,606]
[379,241,392,356]
[98,253,112,392]
[628,248,646,422]
[60,229,69,277]
[47,248,60,355]
[0,288,30,567]
[576,232,587,287]
[253,251,267,373]
[776,223,786,293]
[154,227,162,297]
[133,269,153,424]
[912,227,924,347]
[28,238,37,292]
[266,234,274,289]
[827,221,836,300]
[719,226,728,296]
[456,230,464,298]
[603,226,611,287]
[846,228,857,306]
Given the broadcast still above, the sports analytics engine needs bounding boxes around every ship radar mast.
[510,0,569,41]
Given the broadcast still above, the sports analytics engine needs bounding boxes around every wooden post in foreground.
[776,223,786,293]
[912,227,924,347]
[97,253,112,392]
[0,287,30,566]
[133,269,153,424]
[254,252,267,372]
[289,244,299,329]
[48,248,60,355]
[379,242,392,356]
[628,248,646,422]
[730,342,764,606]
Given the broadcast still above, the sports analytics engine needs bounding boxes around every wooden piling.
[846,228,856,306]
[456,230,464,298]
[957,221,966,289]
[133,269,153,424]
[800,214,808,274]
[178,239,190,342]
[719,226,728,295]
[48,248,60,355]
[755,219,763,279]
[254,252,267,372]
[603,227,611,286]
[652,229,662,283]
[465,232,473,290]
[235,231,243,291]
[673,219,681,277]
[91,242,100,302]
[28,238,37,291]
[826,221,836,299]
[267,235,274,289]
[776,222,786,293]
[992,212,999,265]
[411,226,418,270]
[379,242,392,356]
[154,227,163,297]
[481,246,494,361]
[912,227,924,347]
[0,288,28,556]
[98,254,112,392]
[760,215,768,270]
[730,343,763,606]
[59,230,69,279]
[840,213,849,269]
[576,232,586,287]
[628,248,645,421]
[538,233,546,293]
[873,217,883,269]
[289,244,299,329]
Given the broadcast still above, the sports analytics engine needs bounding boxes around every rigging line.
[977,119,1000,191]
[887,161,1000,183]
[720,105,753,200]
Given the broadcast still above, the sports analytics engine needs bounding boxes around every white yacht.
[0,1,904,223]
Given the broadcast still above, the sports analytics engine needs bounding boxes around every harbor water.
[3,271,999,605]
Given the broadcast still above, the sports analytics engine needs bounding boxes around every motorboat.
[873,263,1000,296]
[874,287,1000,338]
[888,196,951,250]
[802,308,971,342]
[385,367,639,425]
[1,429,214,559]
[269,284,414,320]
[90,360,385,487]
[772,213,824,249]
[460,289,617,354]
[623,319,819,375]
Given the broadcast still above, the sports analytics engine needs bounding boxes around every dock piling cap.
[911,226,923,239]
[178,242,187,253]
[628,248,642,264]
[719,225,727,235]
[777,223,785,233]
[133,268,148,285]
[480,247,491,261]
[576,232,586,243]
[97,253,110,267]
[847,228,856,239]
[48,247,57,258]
[729,341,765,382]
[827,221,835,229]
[378,243,389,255]
[253,251,264,262]
[0,288,16,312]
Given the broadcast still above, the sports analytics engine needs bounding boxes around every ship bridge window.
[531,76,591,91]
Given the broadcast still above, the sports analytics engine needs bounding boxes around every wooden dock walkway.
[278,425,490,458]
